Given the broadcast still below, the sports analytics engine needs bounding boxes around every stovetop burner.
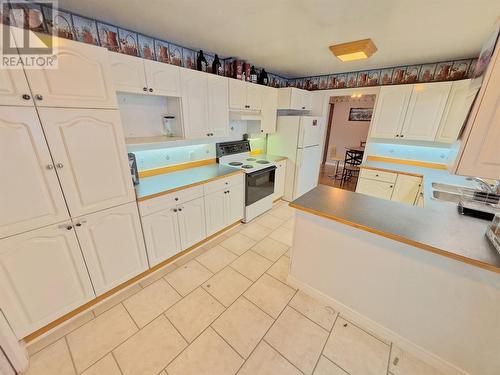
[256,160,270,164]
[228,162,243,166]
[242,165,254,169]
[246,158,256,161]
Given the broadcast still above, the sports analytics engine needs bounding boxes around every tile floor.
[23,201,445,375]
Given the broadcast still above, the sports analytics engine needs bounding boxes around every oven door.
[245,166,276,206]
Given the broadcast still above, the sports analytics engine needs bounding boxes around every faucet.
[466,177,500,194]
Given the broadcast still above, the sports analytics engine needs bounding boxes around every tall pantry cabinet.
[0,30,147,338]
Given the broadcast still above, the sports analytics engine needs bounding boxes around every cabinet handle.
[59,224,73,230]
[46,164,54,170]
[143,87,147,92]
[375,174,379,177]
[225,182,229,185]
[149,88,153,92]
[22,94,31,100]
[400,134,404,138]
[174,197,179,201]
[390,185,393,188]
[395,134,400,137]
[302,106,306,109]
[56,163,64,168]
[75,219,87,227]
[173,208,178,212]
[178,208,183,212]
[35,94,43,101]
[206,133,211,136]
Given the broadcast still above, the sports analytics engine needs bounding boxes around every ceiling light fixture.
[329,39,377,62]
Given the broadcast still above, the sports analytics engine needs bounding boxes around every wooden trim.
[322,103,335,164]
[23,220,242,343]
[137,170,244,202]
[289,203,500,274]
[138,158,216,178]
[366,156,447,170]
[360,165,423,178]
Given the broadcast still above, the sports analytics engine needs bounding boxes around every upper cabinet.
[0,67,34,107]
[260,85,278,134]
[229,80,262,110]
[277,87,313,111]
[108,52,181,97]
[207,74,229,137]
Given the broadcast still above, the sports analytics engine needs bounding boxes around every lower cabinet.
[205,183,244,237]
[391,175,422,205]
[74,202,149,296]
[0,223,95,338]
[272,160,287,200]
[177,197,207,250]
[356,178,395,200]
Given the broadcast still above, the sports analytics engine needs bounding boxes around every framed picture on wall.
[348,108,373,122]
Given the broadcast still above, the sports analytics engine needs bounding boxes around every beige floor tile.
[166,327,243,375]
[230,250,273,281]
[323,317,390,375]
[173,245,209,267]
[27,311,94,356]
[244,274,295,318]
[222,224,243,237]
[289,290,336,331]
[81,354,121,375]
[67,304,138,373]
[92,283,142,316]
[123,279,181,328]
[269,206,295,220]
[164,260,213,296]
[220,233,257,256]
[269,227,294,247]
[238,341,301,375]
[22,339,75,375]
[265,306,328,375]
[239,222,273,241]
[212,297,274,358]
[313,356,348,375]
[389,346,445,375]
[282,217,295,230]
[197,245,238,273]
[139,262,178,288]
[166,288,225,342]
[255,214,285,229]
[113,315,186,375]
[202,267,252,307]
[266,255,291,284]
[251,237,289,262]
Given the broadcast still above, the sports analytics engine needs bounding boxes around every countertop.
[135,164,243,201]
[290,162,500,274]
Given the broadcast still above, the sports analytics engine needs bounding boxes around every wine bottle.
[250,66,258,83]
[196,50,208,72]
[258,68,269,85]
[212,54,223,75]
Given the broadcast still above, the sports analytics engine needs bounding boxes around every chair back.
[344,149,363,166]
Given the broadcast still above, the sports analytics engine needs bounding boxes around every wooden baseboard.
[22,220,241,343]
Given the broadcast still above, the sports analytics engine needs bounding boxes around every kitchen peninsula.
[288,184,500,375]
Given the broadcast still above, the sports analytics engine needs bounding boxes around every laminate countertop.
[135,164,243,201]
[290,163,500,274]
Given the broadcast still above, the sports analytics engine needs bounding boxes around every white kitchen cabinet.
[143,59,181,97]
[356,178,395,200]
[141,205,181,267]
[74,202,148,295]
[37,108,135,217]
[108,52,148,94]
[17,34,117,109]
[0,107,69,239]
[415,184,424,207]
[277,87,312,111]
[246,82,262,110]
[226,183,245,224]
[401,82,451,141]
[177,197,207,250]
[0,223,95,338]
[260,86,278,133]
[204,189,227,236]
[369,85,413,139]
[181,69,209,139]
[390,175,422,204]
[435,79,473,143]
[207,74,229,137]
[272,160,287,200]
[229,80,263,110]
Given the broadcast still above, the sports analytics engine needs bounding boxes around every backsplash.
[365,142,452,164]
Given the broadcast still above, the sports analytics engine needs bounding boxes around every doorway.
[319,94,376,191]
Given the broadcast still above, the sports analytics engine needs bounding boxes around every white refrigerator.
[267,116,323,201]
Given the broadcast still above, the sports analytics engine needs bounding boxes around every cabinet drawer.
[359,168,397,183]
[139,185,204,216]
[204,173,244,195]
[356,178,395,200]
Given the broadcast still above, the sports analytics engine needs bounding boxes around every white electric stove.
[216,140,277,222]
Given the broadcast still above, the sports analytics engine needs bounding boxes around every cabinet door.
[370,85,412,139]
[260,86,278,133]
[74,202,148,295]
[38,108,135,217]
[207,74,229,137]
[181,69,209,139]
[144,60,181,97]
[177,197,206,250]
[272,160,286,200]
[21,35,117,109]
[355,178,394,200]
[226,183,245,224]
[108,52,147,94]
[390,175,422,205]
[0,223,94,338]
[246,82,262,110]
[0,107,69,239]
[435,80,472,143]
[228,79,247,109]
[142,206,181,267]
[401,82,451,141]
[301,90,313,111]
[204,190,227,236]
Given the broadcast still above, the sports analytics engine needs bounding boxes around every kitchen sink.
[432,190,463,203]
[431,183,475,195]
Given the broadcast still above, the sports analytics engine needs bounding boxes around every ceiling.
[59,0,500,78]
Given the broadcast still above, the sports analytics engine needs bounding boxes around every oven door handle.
[247,166,277,177]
